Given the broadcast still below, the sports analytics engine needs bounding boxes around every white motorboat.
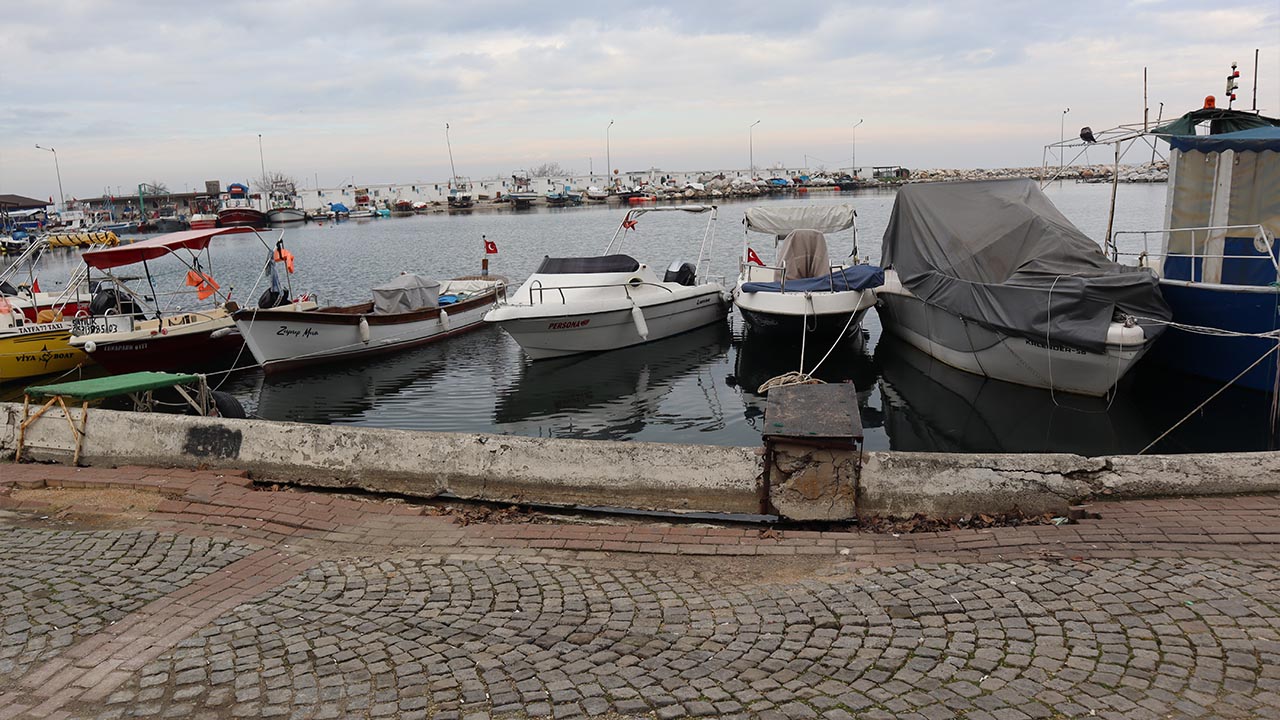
[876,179,1168,397]
[485,205,729,359]
[234,273,503,373]
[733,204,882,340]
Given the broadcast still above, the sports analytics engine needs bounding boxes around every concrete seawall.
[4,402,1279,519]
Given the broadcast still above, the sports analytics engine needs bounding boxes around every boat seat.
[778,230,830,280]
[536,255,640,274]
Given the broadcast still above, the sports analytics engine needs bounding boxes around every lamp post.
[1060,108,1070,178]
[851,118,863,178]
[606,120,614,188]
[749,120,761,178]
[34,144,64,212]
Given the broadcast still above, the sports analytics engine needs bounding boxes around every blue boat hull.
[1146,281,1280,392]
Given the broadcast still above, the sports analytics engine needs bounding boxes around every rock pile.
[910,161,1168,184]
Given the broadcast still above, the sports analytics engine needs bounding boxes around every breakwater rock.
[910,161,1168,184]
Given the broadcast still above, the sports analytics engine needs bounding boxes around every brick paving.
[1,463,1280,718]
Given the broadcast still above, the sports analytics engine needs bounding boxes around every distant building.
[0,194,50,211]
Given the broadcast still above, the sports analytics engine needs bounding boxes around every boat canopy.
[82,227,252,270]
[373,273,439,314]
[1152,108,1280,137]
[745,205,856,236]
[881,179,1170,352]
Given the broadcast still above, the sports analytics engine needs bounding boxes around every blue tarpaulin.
[328,202,350,213]
[1167,127,1280,153]
[741,265,884,294]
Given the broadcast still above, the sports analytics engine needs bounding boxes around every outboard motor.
[258,287,290,309]
[664,261,697,287]
[88,287,140,317]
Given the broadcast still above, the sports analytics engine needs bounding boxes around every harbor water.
[12,183,1278,454]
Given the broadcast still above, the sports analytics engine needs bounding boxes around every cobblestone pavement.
[2,465,1280,719]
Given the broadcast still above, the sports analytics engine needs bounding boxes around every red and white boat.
[68,227,314,374]
[189,195,219,229]
[216,183,267,229]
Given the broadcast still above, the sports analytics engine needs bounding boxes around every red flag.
[484,238,498,254]
[746,248,765,266]
[32,278,41,293]
[621,218,638,230]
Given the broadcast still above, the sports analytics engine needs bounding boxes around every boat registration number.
[72,315,134,336]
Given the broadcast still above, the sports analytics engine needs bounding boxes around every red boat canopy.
[82,227,253,270]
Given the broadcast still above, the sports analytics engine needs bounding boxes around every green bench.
[17,372,211,464]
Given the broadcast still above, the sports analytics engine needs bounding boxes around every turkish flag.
[32,278,41,293]
[746,248,765,266]
[484,238,498,254]
[621,218,638,230]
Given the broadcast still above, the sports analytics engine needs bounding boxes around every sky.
[1,0,1277,203]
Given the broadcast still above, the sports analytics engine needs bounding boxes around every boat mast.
[258,134,267,211]
[445,123,458,189]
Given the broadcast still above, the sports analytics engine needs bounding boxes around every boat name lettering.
[276,325,319,338]
[1023,338,1086,355]
[71,316,132,335]
[696,297,712,305]
[548,319,590,330]
[15,351,77,364]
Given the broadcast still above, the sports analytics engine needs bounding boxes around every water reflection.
[876,335,1150,455]
[495,322,732,441]
[233,342,450,424]
[731,329,883,433]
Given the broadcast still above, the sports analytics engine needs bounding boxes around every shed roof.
[0,194,50,210]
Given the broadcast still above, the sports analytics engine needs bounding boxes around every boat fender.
[440,309,450,330]
[631,304,649,340]
[359,316,370,344]
[210,327,235,340]
[84,340,96,354]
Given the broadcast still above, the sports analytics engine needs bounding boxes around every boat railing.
[527,278,675,305]
[1112,224,1277,282]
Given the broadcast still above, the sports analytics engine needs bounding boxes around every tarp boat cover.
[881,178,1171,352]
[741,265,884,294]
[372,273,439,314]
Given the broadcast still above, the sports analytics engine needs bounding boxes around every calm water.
[13,183,1279,454]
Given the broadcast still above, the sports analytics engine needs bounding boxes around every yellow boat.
[0,308,90,384]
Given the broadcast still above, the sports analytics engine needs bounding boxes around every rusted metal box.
[761,384,863,520]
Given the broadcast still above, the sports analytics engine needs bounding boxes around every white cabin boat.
[485,205,729,359]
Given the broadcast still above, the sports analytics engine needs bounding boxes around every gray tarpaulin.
[372,273,439,314]
[881,179,1171,352]
[778,230,831,280]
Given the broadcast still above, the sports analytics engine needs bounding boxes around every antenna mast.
[1253,48,1260,112]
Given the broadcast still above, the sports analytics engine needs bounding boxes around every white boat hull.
[267,208,306,224]
[487,272,728,360]
[733,280,877,338]
[235,288,499,373]
[876,270,1150,397]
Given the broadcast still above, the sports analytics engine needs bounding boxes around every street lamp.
[749,120,761,178]
[34,144,64,212]
[1060,108,1070,178]
[851,119,864,178]
[606,120,614,188]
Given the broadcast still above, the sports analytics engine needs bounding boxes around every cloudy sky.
[1,1,1276,202]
